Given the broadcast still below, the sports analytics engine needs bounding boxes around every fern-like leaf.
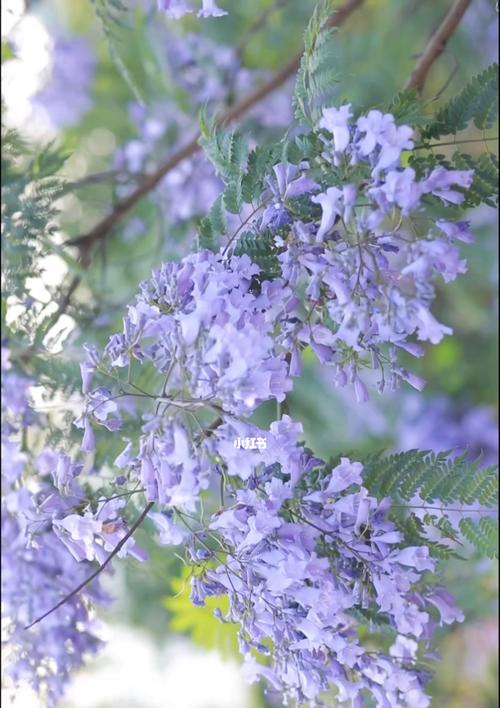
[363,449,498,558]
[293,0,339,127]
[421,64,498,140]
[459,517,498,559]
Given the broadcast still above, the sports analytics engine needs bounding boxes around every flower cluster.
[239,106,474,398]
[0,349,143,706]
[2,94,491,708]
[185,416,463,707]
[28,102,475,707]
[78,251,295,509]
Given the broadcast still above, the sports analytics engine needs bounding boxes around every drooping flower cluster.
[6,100,477,706]
[239,106,474,398]
[78,251,295,509]
[3,65,494,707]
[180,415,463,707]
[0,349,141,706]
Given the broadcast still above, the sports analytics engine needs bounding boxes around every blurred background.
[1,0,498,706]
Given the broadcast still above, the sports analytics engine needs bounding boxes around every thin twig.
[24,502,154,630]
[405,0,473,93]
[416,136,499,149]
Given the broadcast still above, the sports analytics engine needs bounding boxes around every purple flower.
[373,167,423,213]
[436,219,474,243]
[394,545,435,572]
[374,122,414,174]
[157,0,192,17]
[80,361,94,395]
[319,104,353,153]
[326,457,363,493]
[1,440,26,483]
[311,186,343,241]
[413,304,453,344]
[81,418,96,453]
[428,588,465,624]
[149,512,188,545]
[262,163,319,230]
[198,0,227,17]
[356,109,396,156]
[423,167,474,204]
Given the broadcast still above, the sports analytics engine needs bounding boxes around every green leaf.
[233,231,280,279]
[459,517,498,559]
[421,64,499,140]
[1,126,66,301]
[293,0,339,127]
[241,143,281,204]
[164,566,239,659]
[386,88,426,126]
[91,0,152,103]
[363,449,498,558]
[1,42,14,63]
[452,151,498,208]
[198,194,227,252]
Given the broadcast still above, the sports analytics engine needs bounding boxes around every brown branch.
[68,0,364,256]
[405,0,473,93]
[47,0,363,327]
[24,502,154,631]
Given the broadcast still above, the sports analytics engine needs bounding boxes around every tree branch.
[24,501,154,631]
[405,0,473,93]
[67,0,365,256]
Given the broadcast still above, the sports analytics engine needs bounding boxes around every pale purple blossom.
[319,104,353,153]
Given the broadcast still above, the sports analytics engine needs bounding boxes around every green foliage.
[91,0,152,103]
[199,111,248,185]
[363,450,498,559]
[421,63,499,140]
[233,231,280,279]
[198,112,253,249]
[164,566,239,659]
[459,517,498,560]
[386,88,426,127]
[363,449,497,507]
[198,195,226,252]
[293,0,339,127]
[452,151,499,208]
[30,355,82,397]
[241,142,282,204]
[1,127,66,299]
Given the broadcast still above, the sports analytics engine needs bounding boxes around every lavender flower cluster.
[60,105,476,704]
[198,420,462,707]
[253,105,474,399]
[0,350,149,705]
[1,104,484,707]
